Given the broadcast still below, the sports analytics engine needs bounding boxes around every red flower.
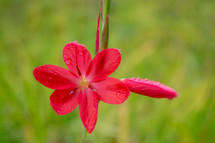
[33,41,130,133]
[121,77,178,100]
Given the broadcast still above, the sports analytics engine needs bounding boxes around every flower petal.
[79,88,98,133]
[86,48,121,82]
[33,64,78,90]
[121,78,178,100]
[50,89,80,115]
[92,77,130,104]
[63,42,92,77]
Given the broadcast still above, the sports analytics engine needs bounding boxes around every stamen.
[80,77,89,89]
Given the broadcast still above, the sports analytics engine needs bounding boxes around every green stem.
[103,0,110,23]
[100,0,111,52]
[81,127,87,143]
[100,0,103,27]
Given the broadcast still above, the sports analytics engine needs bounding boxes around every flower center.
[80,77,89,89]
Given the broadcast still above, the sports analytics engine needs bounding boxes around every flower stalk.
[99,0,110,52]
[81,127,88,143]
[103,0,110,23]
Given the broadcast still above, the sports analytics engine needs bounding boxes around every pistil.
[80,77,89,89]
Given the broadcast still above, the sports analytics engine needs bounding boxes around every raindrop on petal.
[70,91,74,95]
[168,95,173,100]
[116,92,120,96]
[78,51,83,55]
[59,106,65,112]
[65,60,71,65]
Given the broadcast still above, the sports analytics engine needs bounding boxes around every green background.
[0,0,215,142]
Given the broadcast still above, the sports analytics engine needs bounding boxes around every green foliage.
[0,0,215,142]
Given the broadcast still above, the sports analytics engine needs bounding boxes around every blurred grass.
[0,0,215,142]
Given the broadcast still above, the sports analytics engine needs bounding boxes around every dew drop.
[144,78,149,82]
[136,77,141,81]
[65,60,71,64]
[168,95,173,100]
[59,106,65,112]
[116,92,120,96]
[63,55,68,58]
[78,51,83,55]
[48,77,53,80]
[70,91,74,95]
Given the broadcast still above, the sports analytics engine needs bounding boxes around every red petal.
[92,77,130,104]
[33,64,78,90]
[63,42,92,77]
[50,89,80,115]
[86,48,121,82]
[121,78,178,100]
[79,89,98,133]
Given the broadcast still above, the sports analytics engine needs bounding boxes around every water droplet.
[168,95,173,100]
[135,77,141,81]
[78,51,83,55]
[54,72,57,75]
[116,92,120,96]
[48,77,53,80]
[70,91,74,95]
[59,106,65,112]
[144,78,149,82]
[63,55,68,58]
[92,89,97,92]
[65,60,71,64]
